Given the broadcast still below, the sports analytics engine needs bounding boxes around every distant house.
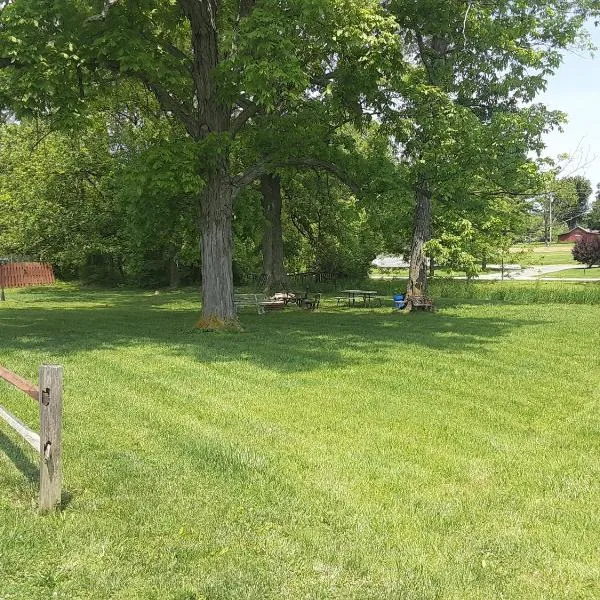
[557,227,600,243]
[371,255,410,269]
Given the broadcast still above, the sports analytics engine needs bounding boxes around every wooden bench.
[407,295,434,311]
[260,300,286,311]
[301,293,321,310]
[234,293,267,314]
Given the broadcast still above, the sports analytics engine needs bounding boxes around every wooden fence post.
[38,365,63,512]
[0,262,5,301]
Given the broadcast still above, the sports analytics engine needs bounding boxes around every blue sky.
[537,23,600,192]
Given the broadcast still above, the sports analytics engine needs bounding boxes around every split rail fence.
[0,364,63,512]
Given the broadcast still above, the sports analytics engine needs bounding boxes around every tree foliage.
[561,175,592,228]
[587,185,600,230]
[1,0,598,310]
[382,0,597,296]
[572,235,600,267]
[0,118,118,276]
[0,0,400,323]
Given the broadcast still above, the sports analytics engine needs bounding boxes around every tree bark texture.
[180,0,240,323]
[179,0,230,136]
[262,202,273,284]
[260,173,284,288]
[168,257,180,289]
[407,182,432,300]
[405,34,448,305]
[200,170,236,322]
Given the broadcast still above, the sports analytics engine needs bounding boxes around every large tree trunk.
[166,245,180,289]
[407,182,433,301]
[271,179,284,286]
[180,0,238,325]
[199,169,236,324]
[168,257,180,289]
[261,180,273,284]
[404,34,447,308]
[260,173,284,289]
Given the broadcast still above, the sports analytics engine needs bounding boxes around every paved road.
[371,264,600,282]
[478,264,599,281]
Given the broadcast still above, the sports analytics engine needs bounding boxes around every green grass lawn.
[511,243,578,266]
[1,285,599,599]
[540,266,600,279]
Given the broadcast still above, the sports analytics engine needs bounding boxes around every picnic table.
[270,292,296,306]
[340,289,379,307]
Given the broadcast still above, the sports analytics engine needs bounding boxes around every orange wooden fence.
[0,262,55,289]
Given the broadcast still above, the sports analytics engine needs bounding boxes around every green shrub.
[325,278,600,305]
[572,236,600,267]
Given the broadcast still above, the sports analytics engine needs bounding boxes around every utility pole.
[547,192,553,246]
[549,192,553,245]
[501,228,510,281]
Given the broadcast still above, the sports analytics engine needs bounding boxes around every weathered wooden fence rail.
[0,364,63,512]
[246,271,339,287]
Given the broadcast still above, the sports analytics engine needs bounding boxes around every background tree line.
[1,0,599,323]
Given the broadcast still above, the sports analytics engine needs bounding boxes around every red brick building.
[557,227,600,243]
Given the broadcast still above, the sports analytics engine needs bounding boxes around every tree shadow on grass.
[0,288,549,373]
[0,429,75,509]
[0,429,39,484]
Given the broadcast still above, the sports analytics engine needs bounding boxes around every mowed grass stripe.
[0,286,599,599]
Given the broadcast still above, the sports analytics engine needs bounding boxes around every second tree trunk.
[261,173,285,289]
[407,182,433,299]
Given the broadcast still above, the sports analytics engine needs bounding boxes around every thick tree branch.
[289,210,316,244]
[178,0,229,133]
[163,43,193,70]
[281,158,361,195]
[231,157,360,195]
[140,76,200,137]
[101,59,200,137]
[231,161,268,190]
[414,31,436,85]
[311,69,339,88]
[230,101,260,136]
[88,0,119,22]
